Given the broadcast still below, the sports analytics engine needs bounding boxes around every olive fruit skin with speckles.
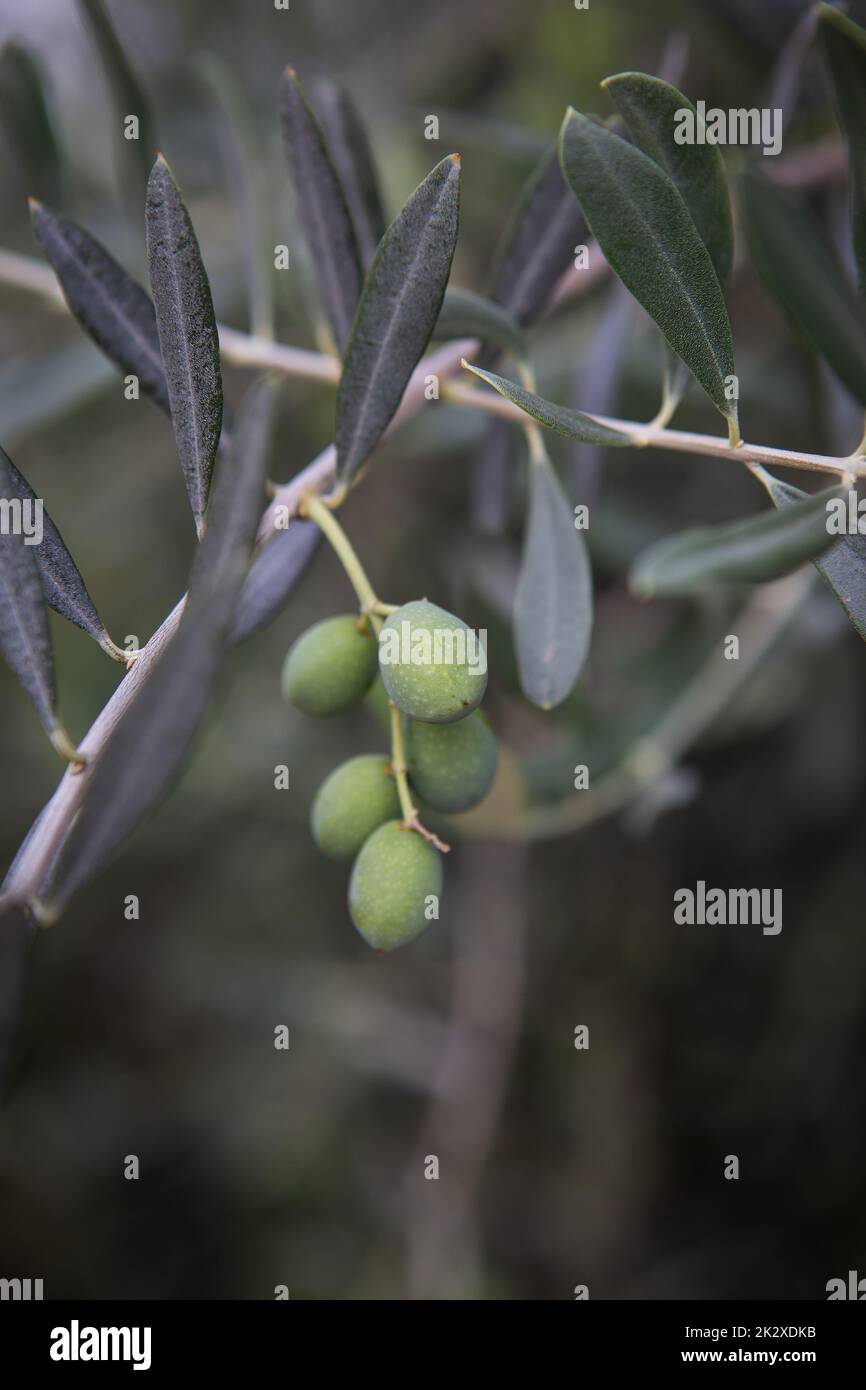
[311,754,400,859]
[348,819,443,951]
[281,614,377,716]
[407,710,497,813]
[378,599,486,723]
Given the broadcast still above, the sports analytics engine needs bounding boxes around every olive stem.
[389,701,417,824]
[389,702,451,852]
[300,492,379,616]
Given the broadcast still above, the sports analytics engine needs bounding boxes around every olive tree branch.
[2,338,474,910]
[2,246,861,477]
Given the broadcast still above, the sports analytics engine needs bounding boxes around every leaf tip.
[449,152,461,165]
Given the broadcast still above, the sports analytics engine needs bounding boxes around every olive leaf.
[739,170,866,407]
[77,0,155,191]
[46,376,272,913]
[228,376,321,642]
[602,72,733,288]
[461,361,631,446]
[629,485,843,597]
[515,450,592,708]
[146,154,223,537]
[5,452,120,658]
[312,78,386,269]
[279,66,362,354]
[761,469,866,642]
[817,4,866,295]
[558,107,738,431]
[488,142,586,327]
[0,41,62,204]
[433,287,527,359]
[230,520,321,644]
[335,154,461,487]
[31,202,170,414]
[0,447,72,755]
[197,53,274,342]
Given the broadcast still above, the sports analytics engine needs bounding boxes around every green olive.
[281,614,377,716]
[348,820,443,951]
[311,754,400,859]
[408,710,497,813]
[378,599,487,723]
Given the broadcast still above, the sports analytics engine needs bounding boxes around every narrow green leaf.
[0,447,59,740]
[312,78,386,268]
[515,451,592,708]
[279,66,362,353]
[47,376,271,912]
[31,202,169,414]
[462,361,631,446]
[433,287,527,358]
[603,72,733,287]
[659,333,691,417]
[231,521,321,644]
[817,4,866,294]
[336,154,461,486]
[630,486,843,597]
[146,154,223,535]
[5,453,118,656]
[739,170,866,406]
[762,470,866,642]
[489,142,586,327]
[77,0,155,191]
[558,107,737,428]
[196,53,274,341]
[0,42,62,204]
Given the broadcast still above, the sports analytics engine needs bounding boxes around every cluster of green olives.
[281,599,497,951]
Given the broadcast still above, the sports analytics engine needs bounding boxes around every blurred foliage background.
[1,0,866,1299]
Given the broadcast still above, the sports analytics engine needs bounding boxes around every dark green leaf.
[739,169,866,406]
[146,154,223,535]
[515,451,592,708]
[197,53,274,341]
[0,42,62,204]
[279,66,362,353]
[0,447,60,740]
[433,287,526,358]
[47,376,271,912]
[31,202,170,413]
[559,107,737,429]
[77,0,155,191]
[762,469,866,641]
[817,4,866,294]
[312,77,386,268]
[336,154,461,486]
[461,362,631,446]
[630,485,843,596]
[489,142,586,327]
[6,454,118,656]
[603,72,733,287]
[225,376,321,643]
[231,521,321,643]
